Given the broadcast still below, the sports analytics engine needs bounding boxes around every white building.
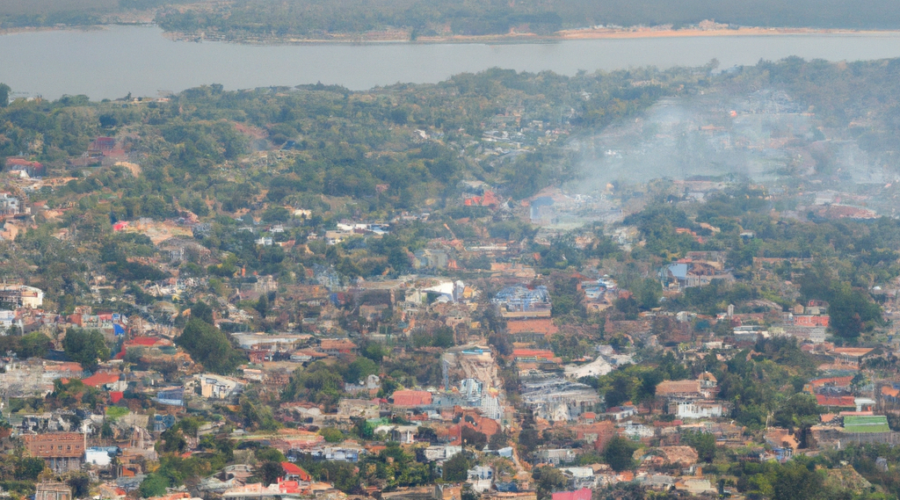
[196,374,245,400]
[673,401,724,419]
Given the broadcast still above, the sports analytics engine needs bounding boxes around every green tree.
[255,294,269,317]
[67,473,91,498]
[604,436,637,472]
[63,329,110,370]
[0,84,9,108]
[772,460,823,500]
[190,300,214,324]
[533,466,567,500]
[176,318,245,374]
[320,427,344,443]
[460,426,487,450]
[442,452,471,481]
[257,461,283,485]
[18,332,51,358]
[139,474,169,498]
[681,430,716,463]
[345,357,379,384]
[14,457,45,480]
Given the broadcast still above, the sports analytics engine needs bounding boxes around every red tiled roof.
[809,376,853,388]
[655,380,701,396]
[816,395,856,407]
[507,318,559,336]
[551,488,592,500]
[109,391,124,403]
[128,336,163,346]
[281,462,311,481]
[391,390,432,406]
[512,349,557,360]
[81,372,120,387]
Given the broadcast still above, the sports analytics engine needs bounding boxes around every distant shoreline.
[3,23,900,44]
[164,26,900,45]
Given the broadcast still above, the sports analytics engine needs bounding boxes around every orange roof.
[507,319,559,336]
[816,395,856,407]
[127,336,166,347]
[655,380,701,396]
[809,376,853,388]
[81,372,120,387]
[281,462,311,481]
[391,389,432,406]
[882,386,900,398]
[512,349,557,360]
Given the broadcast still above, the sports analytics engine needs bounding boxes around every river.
[4,25,900,99]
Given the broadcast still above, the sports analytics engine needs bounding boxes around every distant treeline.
[0,0,176,28]
[154,0,900,38]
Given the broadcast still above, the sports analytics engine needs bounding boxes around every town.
[1,56,900,500]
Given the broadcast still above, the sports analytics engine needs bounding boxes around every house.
[467,465,493,493]
[319,339,357,356]
[550,488,592,500]
[671,401,725,419]
[280,462,311,482]
[561,467,596,489]
[344,374,381,394]
[493,285,552,319]
[816,395,856,408]
[390,425,419,444]
[536,449,577,465]
[424,445,463,462]
[604,405,637,421]
[507,319,558,337]
[392,390,433,407]
[655,380,703,399]
[81,372,125,391]
[22,432,86,473]
[86,446,118,466]
[196,374,245,400]
[154,387,185,407]
[35,482,73,500]
[309,444,366,462]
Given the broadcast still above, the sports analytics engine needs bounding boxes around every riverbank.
[162,25,900,45]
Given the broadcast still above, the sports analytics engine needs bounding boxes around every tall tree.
[63,329,110,370]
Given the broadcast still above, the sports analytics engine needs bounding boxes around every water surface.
[3,26,900,99]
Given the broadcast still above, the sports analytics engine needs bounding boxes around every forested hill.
[7,0,900,35]
[154,0,900,40]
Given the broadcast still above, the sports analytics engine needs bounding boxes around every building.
[0,193,21,216]
[35,482,73,500]
[551,488,592,500]
[22,432,86,473]
[493,285,552,319]
[196,374,245,400]
[671,401,725,419]
[392,390,433,407]
[655,380,703,399]
[319,339,357,356]
[0,284,44,309]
